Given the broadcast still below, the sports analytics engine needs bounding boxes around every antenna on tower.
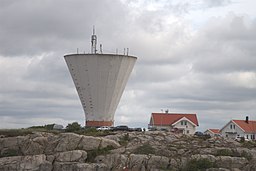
[91,26,97,54]
[100,44,103,54]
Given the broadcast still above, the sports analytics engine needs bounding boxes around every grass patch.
[75,128,115,137]
[241,150,253,161]
[0,129,33,137]
[241,141,256,149]
[0,149,19,158]
[133,143,156,155]
[216,149,234,156]
[216,149,252,161]
[119,133,130,146]
[184,158,217,171]
[86,145,114,163]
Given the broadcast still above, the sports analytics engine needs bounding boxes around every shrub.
[86,145,114,162]
[75,127,115,137]
[0,149,19,158]
[216,149,252,161]
[0,129,33,137]
[241,141,256,149]
[216,149,233,156]
[241,150,253,161]
[119,133,130,146]
[66,122,82,132]
[134,143,155,155]
[28,124,55,130]
[184,158,217,171]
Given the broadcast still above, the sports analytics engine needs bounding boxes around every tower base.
[86,120,113,127]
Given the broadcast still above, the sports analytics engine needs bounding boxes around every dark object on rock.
[113,125,129,131]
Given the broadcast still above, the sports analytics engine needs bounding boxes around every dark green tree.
[66,122,81,132]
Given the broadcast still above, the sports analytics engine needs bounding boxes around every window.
[233,125,235,129]
[181,121,183,125]
[251,135,253,140]
[230,124,232,129]
[187,130,189,134]
[184,121,187,125]
[246,135,249,139]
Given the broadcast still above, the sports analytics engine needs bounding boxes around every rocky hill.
[0,131,256,171]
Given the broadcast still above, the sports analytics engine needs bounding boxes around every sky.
[0,0,256,131]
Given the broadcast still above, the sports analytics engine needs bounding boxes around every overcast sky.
[0,0,256,131]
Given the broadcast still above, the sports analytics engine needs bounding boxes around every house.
[148,113,199,135]
[220,116,256,140]
[204,129,220,137]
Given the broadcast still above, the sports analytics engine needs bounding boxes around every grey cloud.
[204,0,232,8]
[0,0,127,56]
[0,0,255,132]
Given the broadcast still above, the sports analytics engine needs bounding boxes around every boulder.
[100,138,120,149]
[77,136,102,151]
[216,156,248,169]
[55,150,87,162]
[0,154,52,171]
[54,133,82,152]
[147,155,169,169]
[77,136,120,151]
[206,168,231,171]
[128,154,147,170]
[53,162,108,171]
[95,154,127,169]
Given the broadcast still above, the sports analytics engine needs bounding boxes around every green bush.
[0,129,33,137]
[184,158,217,171]
[134,143,156,155]
[216,149,233,156]
[0,149,19,158]
[66,122,82,132]
[241,141,256,149]
[28,124,55,130]
[86,145,114,162]
[74,127,115,137]
[119,133,130,146]
[216,149,252,161]
[241,150,253,161]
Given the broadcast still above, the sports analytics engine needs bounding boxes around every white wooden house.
[220,116,256,140]
[148,113,199,135]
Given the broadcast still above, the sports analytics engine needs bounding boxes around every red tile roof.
[150,113,199,126]
[209,129,220,134]
[233,120,256,133]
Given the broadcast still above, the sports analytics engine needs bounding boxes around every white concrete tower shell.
[64,54,137,127]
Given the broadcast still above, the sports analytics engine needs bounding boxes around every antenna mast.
[91,26,97,54]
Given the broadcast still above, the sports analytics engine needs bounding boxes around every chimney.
[245,116,249,123]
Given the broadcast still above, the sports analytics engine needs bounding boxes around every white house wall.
[64,54,137,125]
[173,120,196,135]
[220,121,245,139]
[204,130,214,137]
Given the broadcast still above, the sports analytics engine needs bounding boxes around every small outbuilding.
[204,129,220,137]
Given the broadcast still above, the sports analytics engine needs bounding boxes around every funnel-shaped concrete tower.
[64,54,136,126]
[64,29,137,127]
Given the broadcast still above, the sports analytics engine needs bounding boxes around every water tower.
[64,29,137,127]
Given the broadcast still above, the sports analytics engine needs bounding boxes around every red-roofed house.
[204,129,220,137]
[148,113,199,135]
[220,116,256,140]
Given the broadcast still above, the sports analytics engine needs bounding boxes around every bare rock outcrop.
[0,131,255,171]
